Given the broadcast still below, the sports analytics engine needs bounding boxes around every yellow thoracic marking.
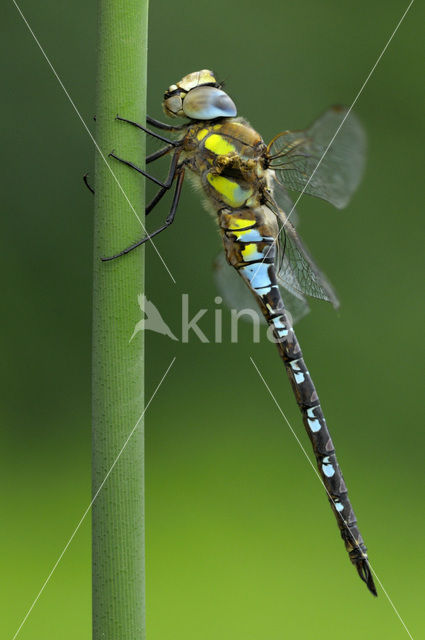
[204,134,236,156]
[197,128,208,141]
[227,218,256,230]
[207,174,253,207]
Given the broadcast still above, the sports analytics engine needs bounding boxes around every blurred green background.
[2,0,423,638]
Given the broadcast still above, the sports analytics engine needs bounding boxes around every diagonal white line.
[250,356,414,640]
[11,357,176,640]
[12,0,176,284]
[251,0,415,285]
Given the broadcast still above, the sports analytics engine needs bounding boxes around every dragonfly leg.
[81,145,174,196]
[83,173,94,194]
[101,166,185,262]
[145,149,180,213]
[146,185,170,215]
[82,170,169,216]
[146,115,187,131]
[109,145,180,189]
[115,115,181,146]
[146,145,175,164]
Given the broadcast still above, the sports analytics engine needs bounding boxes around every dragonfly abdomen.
[276,334,376,592]
[219,205,376,594]
[265,298,376,594]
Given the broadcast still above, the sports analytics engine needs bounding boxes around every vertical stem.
[92,1,148,639]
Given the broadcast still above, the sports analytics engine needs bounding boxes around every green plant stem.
[92,1,148,638]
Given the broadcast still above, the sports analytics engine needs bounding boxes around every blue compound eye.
[183,86,237,120]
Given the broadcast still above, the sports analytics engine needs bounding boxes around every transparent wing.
[268,106,366,209]
[279,225,339,307]
[268,181,339,308]
[270,177,300,228]
[213,252,310,326]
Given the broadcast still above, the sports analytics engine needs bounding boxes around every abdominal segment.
[218,206,282,305]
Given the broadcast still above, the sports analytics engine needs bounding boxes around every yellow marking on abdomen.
[197,128,208,141]
[207,174,253,207]
[205,134,236,156]
[228,219,256,231]
[241,243,264,261]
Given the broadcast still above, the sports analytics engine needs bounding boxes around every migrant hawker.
[104,69,376,596]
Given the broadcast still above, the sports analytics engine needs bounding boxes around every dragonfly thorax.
[182,119,268,210]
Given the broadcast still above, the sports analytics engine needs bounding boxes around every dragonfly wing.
[266,183,339,308]
[270,178,300,228]
[268,106,366,209]
[213,251,310,325]
[279,222,339,307]
[275,274,311,324]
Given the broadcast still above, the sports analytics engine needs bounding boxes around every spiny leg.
[146,184,170,215]
[83,173,94,194]
[117,113,187,132]
[115,115,181,146]
[145,146,179,215]
[83,172,169,217]
[83,145,174,196]
[114,115,183,209]
[101,167,185,262]
[109,145,180,189]
[146,115,187,131]
[146,145,175,164]
[97,113,186,133]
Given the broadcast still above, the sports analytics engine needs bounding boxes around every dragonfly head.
[163,69,237,121]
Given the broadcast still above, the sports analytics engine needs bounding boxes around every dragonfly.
[103,69,376,596]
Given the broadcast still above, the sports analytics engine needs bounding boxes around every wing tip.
[331,297,340,310]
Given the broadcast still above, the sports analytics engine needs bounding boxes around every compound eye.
[183,86,237,120]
